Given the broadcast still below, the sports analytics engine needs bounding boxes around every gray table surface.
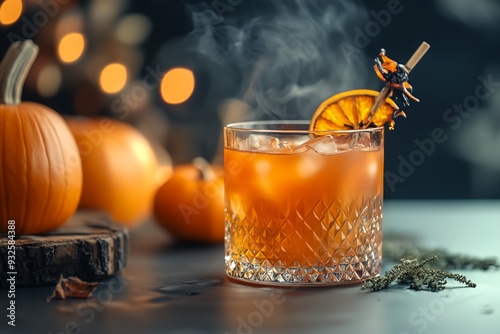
[2,200,500,334]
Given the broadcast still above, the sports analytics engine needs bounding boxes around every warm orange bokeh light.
[58,33,85,63]
[0,0,22,25]
[99,63,127,94]
[160,68,195,104]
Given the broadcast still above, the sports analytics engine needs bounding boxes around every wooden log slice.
[0,211,128,287]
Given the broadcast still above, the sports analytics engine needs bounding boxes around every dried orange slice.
[310,89,401,131]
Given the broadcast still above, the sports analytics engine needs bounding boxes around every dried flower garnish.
[47,276,99,302]
[373,48,420,108]
[362,256,477,292]
[364,42,430,129]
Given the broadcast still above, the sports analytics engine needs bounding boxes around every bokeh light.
[37,64,62,97]
[115,14,152,45]
[99,63,127,94]
[55,11,84,41]
[160,68,195,105]
[0,0,22,25]
[58,33,85,63]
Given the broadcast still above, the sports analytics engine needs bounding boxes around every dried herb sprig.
[362,256,477,292]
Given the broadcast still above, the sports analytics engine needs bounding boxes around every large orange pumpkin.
[65,117,159,226]
[0,40,82,234]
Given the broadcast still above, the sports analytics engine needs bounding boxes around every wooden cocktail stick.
[405,41,430,72]
[366,41,430,127]
[367,86,391,127]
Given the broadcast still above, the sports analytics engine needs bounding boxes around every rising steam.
[169,0,373,120]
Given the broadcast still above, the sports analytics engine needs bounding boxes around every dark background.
[1,0,500,199]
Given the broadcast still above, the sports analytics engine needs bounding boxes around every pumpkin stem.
[192,157,216,181]
[0,40,39,105]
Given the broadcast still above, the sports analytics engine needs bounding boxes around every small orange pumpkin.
[154,158,225,243]
[0,40,82,234]
[65,117,159,226]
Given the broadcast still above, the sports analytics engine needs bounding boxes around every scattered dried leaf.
[47,276,99,302]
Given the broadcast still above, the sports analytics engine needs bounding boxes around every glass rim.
[225,120,384,134]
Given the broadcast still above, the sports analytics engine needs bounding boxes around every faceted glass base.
[225,256,381,286]
[225,196,383,286]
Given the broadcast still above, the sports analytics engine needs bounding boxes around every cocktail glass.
[224,120,383,286]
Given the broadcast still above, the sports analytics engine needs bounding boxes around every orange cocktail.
[224,121,383,285]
